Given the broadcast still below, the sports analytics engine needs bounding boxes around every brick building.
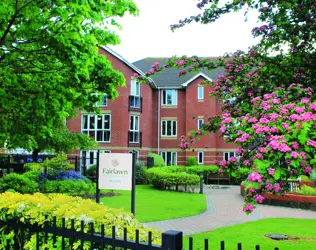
[67,47,236,167]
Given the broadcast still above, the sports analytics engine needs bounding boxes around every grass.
[184,218,316,250]
[100,185,206,222]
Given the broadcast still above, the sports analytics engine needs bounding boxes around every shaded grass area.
[184,218,316,250]
[100,185,206,222]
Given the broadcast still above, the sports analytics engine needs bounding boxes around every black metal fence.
[1,217,280,250]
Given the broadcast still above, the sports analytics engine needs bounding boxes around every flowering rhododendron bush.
[135,0,315,213]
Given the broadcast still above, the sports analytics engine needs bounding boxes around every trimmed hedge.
[145,166,218,192]
[0,192,161,249]
[147,152,165,167]
[0,173,38,194]
[187,156,198,166]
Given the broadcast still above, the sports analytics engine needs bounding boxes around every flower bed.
[240,185,316,211]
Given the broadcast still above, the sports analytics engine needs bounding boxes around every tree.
[136,0,316,212]
[0,0,138,155]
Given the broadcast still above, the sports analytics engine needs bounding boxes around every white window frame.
[198,152,204,165]
[81,114,111,142]
[130,79,140,108]
[129,150,140,159]
[96,94,108,107]
[161,151,177,166]
[129,115,140,143]
[161,120,177,137]
[80,150,111,169]
[162,90,178,106]
[224,152,236,161]
[198,86,204,100]
[198,118,204,129]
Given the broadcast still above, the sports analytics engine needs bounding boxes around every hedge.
[147,152,165,167]
[145,165,219,192]
[0,192,161,249]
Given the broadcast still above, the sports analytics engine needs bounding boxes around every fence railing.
[1,217,280,250]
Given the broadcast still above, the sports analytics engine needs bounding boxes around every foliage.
[147,152,165,167]
[187,156,198,166]
[299,175,311,181]
[135,0,316,214]
[0,173,38,194]
[40,179,94,194]
[149,165,218,175]
[0,0,137,154]
[85,164,97,182]
[183,218,316,250]
[136,161,147,184]
[23,170,41,182]
[41,154,74,172]
[0,192,161,249]
[309,171,316,181]
[24,162,43,172]
[146,167,200,192]
[39,170,87,182]
[296,185,316,196]
[101,185,206,222]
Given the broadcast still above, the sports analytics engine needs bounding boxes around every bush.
[147,152,165,167]
[41,154,74,172]
[146,167,200,192]
[296,185,316,196]
[136,161,147,184]
[86,164,96,181]
[299,175,310,181]
[40,179,94,194]
[39,170,87,182]
[23,170,41,182]
[24,162,43,172]
[0,192,161,249]
[309,171,316,181]
[187,156,198,166]
[0,173,38,194]
[231,167,250,184]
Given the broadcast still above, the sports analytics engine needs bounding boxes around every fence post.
[74,156,78,172]
[162,230,183,250]
[200,173,204,194]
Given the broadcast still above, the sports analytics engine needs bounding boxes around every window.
[198,118,204,129]
[129,115,140,143]
[80,150,111,170]
[161,152,177,166]
[82,114,111,142]
[162,90,177,105]
[198,152,204,165]
[224,152,235,161]
[198,86,204,100]
[130,79,140,108]
[161,120,177,137]
[96,94,107,106]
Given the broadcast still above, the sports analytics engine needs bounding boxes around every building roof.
[133,57,225,88]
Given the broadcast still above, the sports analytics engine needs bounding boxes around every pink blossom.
[249,188,256,193]
[291,151,300,159]
[219,168,223,173]
[235,133,250,143]
[219,160,227,166]
[303,166,313,174]
[307,140,316,148]
[294,107,305,113]
[243,160,251,166]
[219,126,226,133]
[230,157,237,162]
[254,195,265,204]
[243,203,254,213]
[301,97,309,103]
[259,118,270,124]
[255,153,264,159]
[279,144,291,152]
[258,147,266,153]
[248,117,258,123]
[310,103,316,111]
[265,182,273,191]
[282,122,289,129]
[268,168,275,176]
[250,97,261,103]
[273,183,281,193]
[248,171,262,183]
[300,152,306,159]
[223,117,232,124]
[292,142,299,150]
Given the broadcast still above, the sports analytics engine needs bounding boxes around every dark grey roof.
[133,57,225,88]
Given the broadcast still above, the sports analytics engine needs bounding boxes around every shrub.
[309,171,316,181]
[39,170,87,182]
[136,161,147,184]
[147,152,165,167]
[24,162,43,172]
[296,185,316,196]
[187,156,198,166]
[41,154,74,172]
[40,179,94,194]
[23,170,41,182]
[146,167,200,192]
[0,192,161,249]
[231,167,250,184]
[0,173,38,194]
[86,164,96,181]
[299,175,310,181]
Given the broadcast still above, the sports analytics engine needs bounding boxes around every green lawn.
[184,218,316,250]
[100,185,206,222]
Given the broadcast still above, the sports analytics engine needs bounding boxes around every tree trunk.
[32,148,40,162]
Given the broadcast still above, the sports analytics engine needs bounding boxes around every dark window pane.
[103,115,110,129]
[89,116,95,129]
[97,131,103,141]
[97,116,102,129]
[167,121,172,136]
[82,115,88,129]
[162,121,166,135]
[172,121,176,136]
[103,131,110,141]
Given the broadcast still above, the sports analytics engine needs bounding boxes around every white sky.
[109,0,261,63]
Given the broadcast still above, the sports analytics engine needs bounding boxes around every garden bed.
[240,185,316,211]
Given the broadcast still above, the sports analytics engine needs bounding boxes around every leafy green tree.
[0,0,137,156]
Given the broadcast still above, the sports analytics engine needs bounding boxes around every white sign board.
[98,153,132,190]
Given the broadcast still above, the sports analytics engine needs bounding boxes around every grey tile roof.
[133,57,225,88]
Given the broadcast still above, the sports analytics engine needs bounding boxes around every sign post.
[131,151,136,215]
[97,151,136,215]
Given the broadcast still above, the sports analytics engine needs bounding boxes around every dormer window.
[162,90,177,106]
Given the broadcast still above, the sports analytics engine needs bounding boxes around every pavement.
[143,185,316,235]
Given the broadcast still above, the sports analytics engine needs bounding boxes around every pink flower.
[301,97,309,103]
[273,183,281,193]
[230,157,237,162]
[219,160,227,166]
[310,103,316,111]
[294,107,305,113]
[303,166,313,174]
[223,117,232,124]
[235,133,250,143]
[279,144,291,152]
[220,126,226,133]
[248,117,258,123]
[243,160,251,166]
[251,97,261,103]
[243,203,254,213]
[268,168,275,176]
[258,147,266,153]
[254,195,265,204]
[265,181,273,191]
[236,146,243,155]
[292,142,299,150]
[282,122,289,129]
[219,168,223,173]
[248,171,262,183]
[300,152,306,159]
[307,140,316,148]
[255,153,264,159]
[291,151,300,159]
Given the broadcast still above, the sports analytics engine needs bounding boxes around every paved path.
[144,186,316,235]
